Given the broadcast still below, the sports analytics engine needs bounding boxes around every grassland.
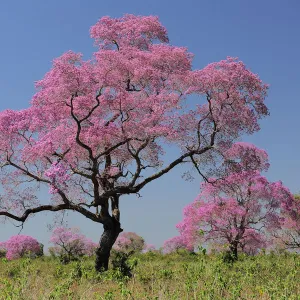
[0,251,299,299]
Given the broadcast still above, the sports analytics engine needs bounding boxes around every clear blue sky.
[0,0,299,249]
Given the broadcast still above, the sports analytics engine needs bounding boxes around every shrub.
[110,250,137,278]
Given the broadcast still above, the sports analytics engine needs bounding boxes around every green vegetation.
[0,251,299,299]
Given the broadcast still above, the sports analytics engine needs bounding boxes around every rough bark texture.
[95,216,122,272]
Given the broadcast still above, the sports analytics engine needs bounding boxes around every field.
[0,251,299,299]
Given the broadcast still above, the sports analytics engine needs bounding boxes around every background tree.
[142,243,156,253]
[275,194,300,250]
[162,235,193,254]
[0,14,269,271]
[0,235,41,260]
[113,232,145,253]
[49,227,97,263]
[177,171,293,259]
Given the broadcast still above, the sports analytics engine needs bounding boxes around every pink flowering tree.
[49,227,97,262]
[163,235,193,254]
[0,14,269,271]
[142,243,156,253]
[0,235,41,260]
[274,195,300,250]
[113,232,145,253]
[177,171,293,259]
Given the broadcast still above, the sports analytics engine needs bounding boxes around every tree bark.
[95,216,122,272]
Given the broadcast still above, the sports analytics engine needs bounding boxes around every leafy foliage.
[110,251,136,278]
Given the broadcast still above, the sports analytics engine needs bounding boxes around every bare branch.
[7,160,51,184]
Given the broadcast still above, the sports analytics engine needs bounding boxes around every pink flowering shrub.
[49,227,97,262]
[1,235,41,260]
[177,171,293,258]
[113,232,145,253]
[162,235,193,254]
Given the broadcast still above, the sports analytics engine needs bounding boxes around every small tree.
[177,171,293,259]
[0,14,269,271]
[1,235,41,260]
[162,235,193,254]
[142,243,156,253]
[49,227,97,263]
[276,194,300,250]
[113,232,145,253]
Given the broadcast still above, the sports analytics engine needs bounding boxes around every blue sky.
[0,0,299,249]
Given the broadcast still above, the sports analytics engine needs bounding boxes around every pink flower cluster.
[90,14,169,50]
[45,162,70,194]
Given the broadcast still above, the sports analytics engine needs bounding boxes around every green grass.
[0,251,299,299]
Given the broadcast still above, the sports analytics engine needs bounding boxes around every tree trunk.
[229,242,238,260]
[95,216,122,272]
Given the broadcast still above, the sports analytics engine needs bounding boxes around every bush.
[36,243,44,257]
[110,250,136,278]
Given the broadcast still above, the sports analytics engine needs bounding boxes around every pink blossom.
[90,14,169,50]
[45,162,71,194]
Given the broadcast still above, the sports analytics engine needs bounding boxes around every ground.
[0,251,299,299]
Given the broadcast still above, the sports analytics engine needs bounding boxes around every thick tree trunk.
[95,216,122,272]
